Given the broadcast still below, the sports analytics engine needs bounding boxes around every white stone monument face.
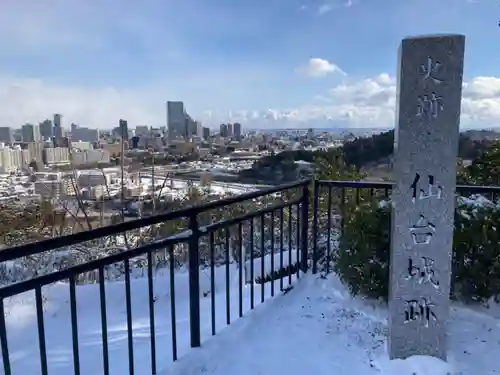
[389,34,465,361]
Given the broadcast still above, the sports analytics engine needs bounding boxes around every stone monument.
[389,34,465,360]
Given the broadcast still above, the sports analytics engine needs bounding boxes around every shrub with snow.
[334,195,500,303]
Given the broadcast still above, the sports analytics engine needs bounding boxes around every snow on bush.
[0,213,305,286]
[336,194,500,303]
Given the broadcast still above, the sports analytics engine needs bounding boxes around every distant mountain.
[247,127,392,138]
[462,129,500,141]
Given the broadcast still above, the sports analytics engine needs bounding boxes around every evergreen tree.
[463,141,500,185]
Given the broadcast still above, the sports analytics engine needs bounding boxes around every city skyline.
[0,0,499,129]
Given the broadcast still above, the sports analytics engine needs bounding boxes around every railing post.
[188,213,201,348]
[300,182,309,273]
[312,180,319,274]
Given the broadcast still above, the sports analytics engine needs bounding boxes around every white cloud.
[316,0,355,15]
[318,4,334,14]
[463,76,500,99]
[0,76,161,128]
[296,58,347,78]
[222,74,500,129]
[2,73,500,130]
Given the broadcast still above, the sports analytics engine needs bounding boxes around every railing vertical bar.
[98,266,110,375]
[279,207,284,291]
[0,299,11,375]
[326,187,332,275]
[270,210,275,297]
[340,187,346,231]
[69,276,81,375]
[260,213,265,303]
[209,232,216,335]
[250,218,255,309]
[296,203,300,280]
[356,188,361,205]
[225,227,231,325]
[35,286,48,375]
[300,183,309,273]
[168,245,178,361]
[124,259,135,375]
[288,205,293,285]
[147,251,157,375]
[312,181,319,274]
[238,222,243,318]
[188,213,201,348]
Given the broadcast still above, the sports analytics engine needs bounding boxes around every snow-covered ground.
[2,265,500,375]
[163,273,500,375]
[0,260,300,375]
[138,177,259,199]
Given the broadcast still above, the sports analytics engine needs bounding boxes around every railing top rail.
[2,178,498,264]
[316,180,500,194]
[0,235,183,298]
[0,196,305,298]
[456,184,500,194]
[0,179,310,263]
[316,180,392,189]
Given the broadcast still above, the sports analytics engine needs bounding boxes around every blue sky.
[0,0,499,129]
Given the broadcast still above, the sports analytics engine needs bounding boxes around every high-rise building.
[28,141,44,163]
[72,149,110,166]
[135,125,149,136]
[167,101,187,140]
[234,123,242,140]
[196,121,203,137]
[112,126,122,138]
[220,124,227,137]
[202,127,210,140]
[44,147,70,165]
[130,136,140,149]
[0,127,13,144]
[72,127,99,142]
[186,116,197,138]
[119,119,129,140]
[227,123,233,137]
[22,123,41,143]
[0,145,26,173]
[39,120,53,140]
[53,114,63,145]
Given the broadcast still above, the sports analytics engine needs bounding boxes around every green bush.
[334,196,500,303]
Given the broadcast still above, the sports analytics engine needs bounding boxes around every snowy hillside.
[2,265,499,375]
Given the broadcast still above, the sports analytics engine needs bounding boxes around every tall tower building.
[219,124,227,137]
[53,113,63,145]
[167,101,187,141]
[0,127,13,144]
[202,127,210,140]
[234,122,242,140]
[119,119,129,140]
[39,120,53,140]
[21,123,41,143]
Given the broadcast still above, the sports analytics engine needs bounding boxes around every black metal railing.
[310,180,500,274]
[2,179,500,375]
[0,180,309,375]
